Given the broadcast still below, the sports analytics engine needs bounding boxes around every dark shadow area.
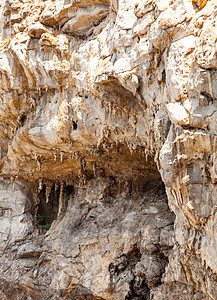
[36,183,74,231]
[37,184,59,231]
[95,79,138,109]
[109,245,150,300]
[19,114,27,126]
[72,121,78,130]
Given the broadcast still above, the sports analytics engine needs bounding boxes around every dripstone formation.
[0,0,216,299]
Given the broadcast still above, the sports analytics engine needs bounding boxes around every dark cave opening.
[32,148,174,299]
[36,183,74,231]
[105,171,175,300]
[36,184,59,231]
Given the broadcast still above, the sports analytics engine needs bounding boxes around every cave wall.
[0,0,216,299]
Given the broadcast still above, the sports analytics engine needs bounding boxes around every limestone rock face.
[0,0,216,299]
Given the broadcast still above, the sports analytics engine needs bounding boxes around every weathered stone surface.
[0,0,216,299]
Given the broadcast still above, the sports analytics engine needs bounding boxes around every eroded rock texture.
[0,0,216,299]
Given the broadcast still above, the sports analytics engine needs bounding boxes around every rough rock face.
[0,0,216,299]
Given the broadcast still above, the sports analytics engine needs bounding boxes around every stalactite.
[45,181,52,203]
[36,156,41,171]
[104,126,110,139]
[55,181,59,192]
[38,178,43,192]
[58,181,64,218]
[112,105,116,118]
[107,144,111,155]
[101,100,104,109]
[74,151,79,161]
[83,158,86,171]
[145,149,149,161]
[60,152,64,163]
[127,141,137,155]
[90,146,95,158]
[92,162,96,176]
